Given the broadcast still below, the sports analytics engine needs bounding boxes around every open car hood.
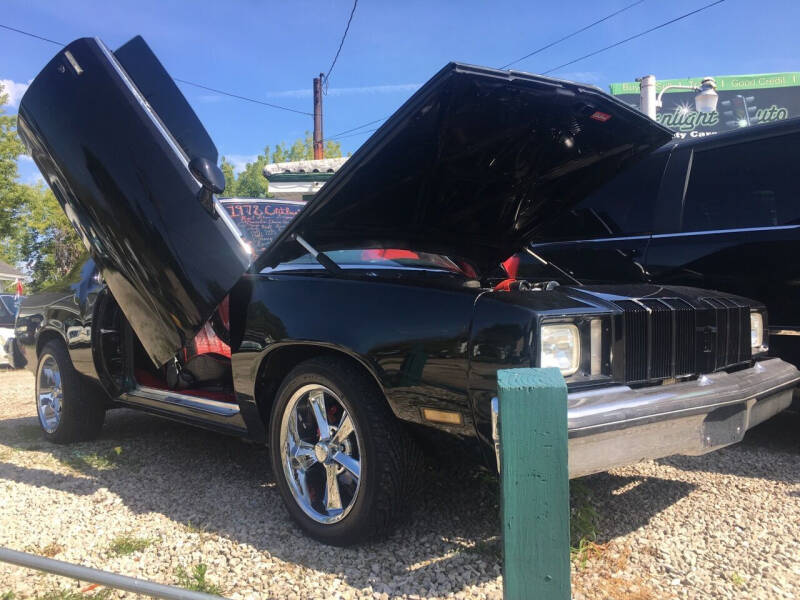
[255,63,672,273]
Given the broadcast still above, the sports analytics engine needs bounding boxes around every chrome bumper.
[491,358,800,478]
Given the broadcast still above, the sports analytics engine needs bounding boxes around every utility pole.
[313,73,324,159]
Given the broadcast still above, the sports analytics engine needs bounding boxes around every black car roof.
[655,115,800,154]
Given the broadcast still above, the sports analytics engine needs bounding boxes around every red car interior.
[494,255,520,291]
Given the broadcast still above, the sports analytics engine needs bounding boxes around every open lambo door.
[18,36,251,366]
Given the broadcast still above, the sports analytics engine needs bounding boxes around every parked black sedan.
[11,36,800,545]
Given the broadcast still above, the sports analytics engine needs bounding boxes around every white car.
[0,294,19,366]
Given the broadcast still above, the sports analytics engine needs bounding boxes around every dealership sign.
[610,72,800,139]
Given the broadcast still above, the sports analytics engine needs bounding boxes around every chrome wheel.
[37,354,63,433]
[279,384,362,524]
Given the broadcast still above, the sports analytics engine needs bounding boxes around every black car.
[523,117,800,370]
[12,36,800,546]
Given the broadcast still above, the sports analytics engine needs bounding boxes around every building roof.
[0,259,24,281]
[263,157,349,179]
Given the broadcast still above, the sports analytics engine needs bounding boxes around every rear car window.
[535,152,669,241]
[0,299,13,326]
[221,199,304,254]
[0,296,14,314]
[682,132,800,231]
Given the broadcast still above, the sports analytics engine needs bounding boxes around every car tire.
[269,356,422,546]
[35,340,105,443]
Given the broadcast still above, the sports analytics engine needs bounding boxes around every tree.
[0,84,25,242]
[220,133,344,199]
[233,152,269,198]
[269,131,342,163]
[0,83,84,292]
[220,157,238,197]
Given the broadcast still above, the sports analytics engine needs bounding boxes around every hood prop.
[524,248,582,286]
[293,234,343,275]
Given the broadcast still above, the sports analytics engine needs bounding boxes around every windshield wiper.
[293,234,343,275]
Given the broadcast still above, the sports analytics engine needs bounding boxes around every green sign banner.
[610,72,800,138]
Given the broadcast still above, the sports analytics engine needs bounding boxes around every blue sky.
[3,0,799,184]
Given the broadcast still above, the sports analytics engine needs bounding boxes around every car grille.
[615,297,751,384]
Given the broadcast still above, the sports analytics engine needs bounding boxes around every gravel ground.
[0,368,798,599]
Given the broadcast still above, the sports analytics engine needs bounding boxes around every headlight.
[541,323,580,376]
[750,311,767,353]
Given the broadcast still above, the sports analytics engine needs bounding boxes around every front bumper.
[491,358,800,478]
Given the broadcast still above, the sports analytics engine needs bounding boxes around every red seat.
[494,255,520,291]
[185,296,231,360]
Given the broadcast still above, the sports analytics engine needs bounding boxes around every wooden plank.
[497,367,570,600]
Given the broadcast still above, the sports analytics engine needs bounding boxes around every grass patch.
[58,446,123,473]
[33,590,110,600]
[730,572,745,587]
[2,592,16,600]
[175,564,223,595]
[41,542,64,558]
[570,481,601,567]
[185,520,209,534]
[108,535,153,556]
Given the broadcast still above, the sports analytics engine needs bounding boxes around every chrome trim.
[213,198,252,255]
[95,39,191,171]
[567,358,796,435]
[530,224,800,247]
[130,386,240,417]
[220,198,306,206]
[532,234,650,247]
[490,397,500,472]
[279,384,363,525]
[567,358,798,477]
[652,225,800,239]
[36,353,62,433]
[63,51,83,75]
[490,359,800,478]
[95,39,250,256]
[770,328,800,337]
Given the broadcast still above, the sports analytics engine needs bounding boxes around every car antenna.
[524,247,582,286]
[293,234,343,275]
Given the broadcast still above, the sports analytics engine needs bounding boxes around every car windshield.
[273,249,474,276]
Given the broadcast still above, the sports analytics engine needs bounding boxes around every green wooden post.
[497,367,570,600]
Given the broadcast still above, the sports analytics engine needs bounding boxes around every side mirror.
[189,157,225,217]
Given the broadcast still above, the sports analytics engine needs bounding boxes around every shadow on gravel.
[574,472,697,542]
[657,411,800,484]
[0,407,506,596]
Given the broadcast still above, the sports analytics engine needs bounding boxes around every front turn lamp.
[541,323,580,376]
[750,312,767,353]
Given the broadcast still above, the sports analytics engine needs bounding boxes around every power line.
[328,116,386,139]
[172,79,312,115]
[329,126,380,142]
[323,0,359,92]
[0,23,62,46]
[542,0,726,75]
[500,0,645,70]
[0,22,312,116]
